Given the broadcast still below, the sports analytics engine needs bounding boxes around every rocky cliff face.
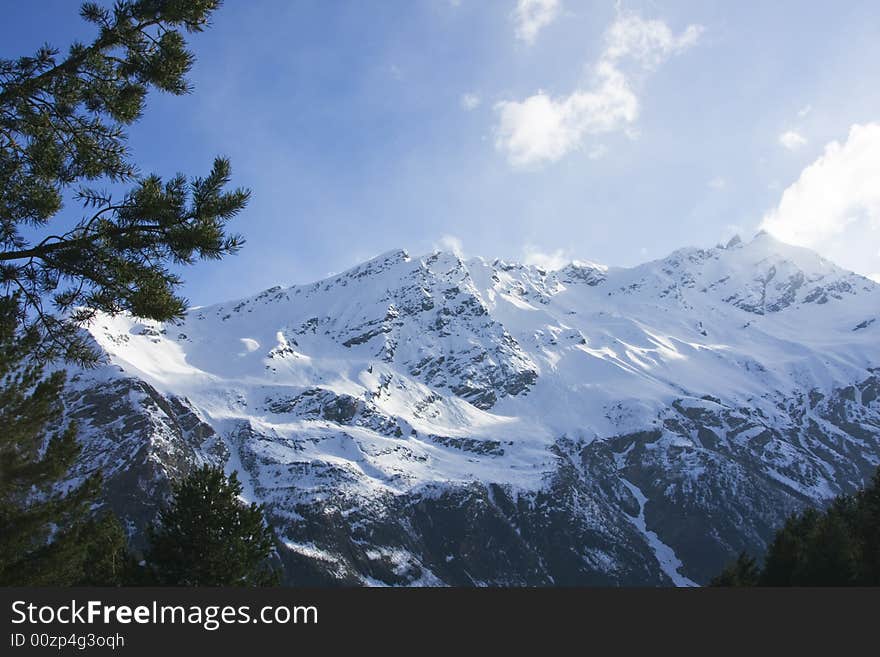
[64,233,880,585]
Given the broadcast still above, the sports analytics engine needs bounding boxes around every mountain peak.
[77,234,880,588]
[367,248,410,266]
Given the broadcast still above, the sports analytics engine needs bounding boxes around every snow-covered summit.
[70,236,880,586]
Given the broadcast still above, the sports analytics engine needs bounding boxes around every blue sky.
[4,0,880,305]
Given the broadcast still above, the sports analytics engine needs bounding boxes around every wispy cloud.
[513,0,561,45]
[602,11,702,67]
[523,244,571,270]
[779,130,807,150]
[708,176,726,190]
[723,224,744,241]
[762,123,880,250]
[435,234,465,257]
[495,11,702,167]
[460,92,481,111]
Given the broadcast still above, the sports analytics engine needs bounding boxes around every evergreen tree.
[75,512,136,586]
[712,467,880,586]
[0,295,129,585]
[0,0,249,365]
[758,508,820,586]
[852,468,880,584]
[708,552,760,587]
[145,466,278,586]
[799,497,858,585]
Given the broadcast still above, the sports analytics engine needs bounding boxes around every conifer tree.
[758,508,820,586]
[1,1,246,585]
[145,466,278,586]
[708,552,760,587]
[0,295,129,585]
[0,0,249,365]
[853,467,880,583]
[712,467,880,587]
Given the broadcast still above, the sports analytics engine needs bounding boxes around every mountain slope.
[66,233,880,585]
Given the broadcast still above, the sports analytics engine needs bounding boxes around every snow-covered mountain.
[64,232,880,585]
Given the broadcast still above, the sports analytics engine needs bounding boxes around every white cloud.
[602,12,703,68]
[435,234,465,257]
[723,224,744,241]
[708,176,726,190]
[779,130,807,150]
[523,244,571,270]
[514,0,561,45]
[761,123,880,274]
[797,104,812,118]
[494,68,637,167]
[460,93,481,111]
[495,11,702,167]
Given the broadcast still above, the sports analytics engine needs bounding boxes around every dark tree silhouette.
[712,468,880,586]
[0,0,249,364]
[146,466,278,586]
[0,295,129,585]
